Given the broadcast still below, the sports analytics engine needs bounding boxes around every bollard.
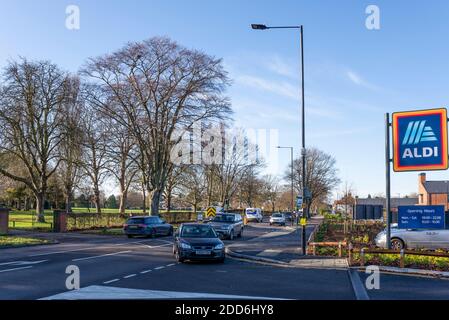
[400,249,405,268]
[53,210,68,233]
[338,241,342,258]
[312,243,316,256]
[348,243,353,265]
[360,248,365,267]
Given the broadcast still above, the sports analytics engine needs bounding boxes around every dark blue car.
[124,216,173,238]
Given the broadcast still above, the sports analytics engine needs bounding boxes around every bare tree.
[57,76,84,212]
[0,59,70,221]
[79,110,111,213]
[82,37,231,215]
[262,175,281,212]
[286,147,340,215]
[106,124,139,214]
[177,165,207,213]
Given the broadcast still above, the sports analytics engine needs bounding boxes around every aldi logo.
[393,108,448,172]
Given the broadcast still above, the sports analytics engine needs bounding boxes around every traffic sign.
[398,205,445,229]
[296,196,303,208]
[205,207,216,219]
[392,108,448,172]
[300,218,307,226]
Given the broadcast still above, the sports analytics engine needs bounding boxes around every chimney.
[419,173,426,184]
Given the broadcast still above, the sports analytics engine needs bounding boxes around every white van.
[245,208,263,223]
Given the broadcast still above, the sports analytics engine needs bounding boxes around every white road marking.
[0,266,33,273]
[103,279,120,284]
[140,270,152,274]
[166,263,176,267]
[0,260,48,266]
[72,250,132,262]
[348,269,370,300]
[41,285,287,300]
[154,266,165,270]
[123,274,137,279]
[30,239,173,257]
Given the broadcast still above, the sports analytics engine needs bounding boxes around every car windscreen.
[213,215,235,222]
[127,218,145,224]
[181,225,217,238]
[145,217,160,224]
[272,214,282,218]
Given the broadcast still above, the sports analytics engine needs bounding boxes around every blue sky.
[1,0,449,198]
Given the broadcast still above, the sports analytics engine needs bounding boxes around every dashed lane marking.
[72,250,132,262]
[103,279,120,284]
[140,270,152,274]
[0,266,33,273]
[124,274,137,279]
[154,266,165,270]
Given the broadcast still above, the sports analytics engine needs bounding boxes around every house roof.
[355,197,418,207]
[423,181,449,194]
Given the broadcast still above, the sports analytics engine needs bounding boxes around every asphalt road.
[1,221,449,300]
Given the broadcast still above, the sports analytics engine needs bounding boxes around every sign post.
[385,113,392,249]
[386,108,448,249]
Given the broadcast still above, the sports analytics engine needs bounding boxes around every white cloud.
[235,75,299,100]
[265,55,297,78]
[346,70,379,91]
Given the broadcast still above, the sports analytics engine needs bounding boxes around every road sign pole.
[385,113,392,249]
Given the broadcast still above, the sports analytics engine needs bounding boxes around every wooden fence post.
[360,248,365,267]
[312,243,316,256]
[348,243,353,265]
[338,241,342,258]
[400,249,405,268]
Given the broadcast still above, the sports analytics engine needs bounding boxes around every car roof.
[181,223,211,226]
[127,216,158,219]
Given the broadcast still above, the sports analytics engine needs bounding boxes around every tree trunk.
[119,192,127,215]
[142,185,147,215]
[167,191,172,213]
[93,189,101,214]
[150,189,162,216]
[35,193,45,223]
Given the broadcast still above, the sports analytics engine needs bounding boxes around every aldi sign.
[393,108,448,172]
[398,205,445,229]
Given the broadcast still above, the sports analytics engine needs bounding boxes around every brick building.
[418,173,449,210]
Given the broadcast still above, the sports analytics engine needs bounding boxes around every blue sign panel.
[398,205,445,229]
[296,196,303,208]
[392,108,448,172]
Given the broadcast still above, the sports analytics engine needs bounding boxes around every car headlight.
[180,242,191,249]
[214,243,224,250]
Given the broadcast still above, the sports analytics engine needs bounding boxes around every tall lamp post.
[277,146,294,214]
[252,23,308,255]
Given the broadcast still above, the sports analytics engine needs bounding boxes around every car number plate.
[196,250,211,255]
[129,225,139,229]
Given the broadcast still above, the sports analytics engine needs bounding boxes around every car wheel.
[218,257,225,263]
[229,230,234,240]
[391,238,405,250]
[127,235,133,239]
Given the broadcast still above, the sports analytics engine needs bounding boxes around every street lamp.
[277,146,294,214]
[252,23,308,255]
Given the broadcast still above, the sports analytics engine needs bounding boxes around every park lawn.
[0,236,50,248]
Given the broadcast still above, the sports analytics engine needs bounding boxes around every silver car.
[269,213,286,226]
[375,224,449,250]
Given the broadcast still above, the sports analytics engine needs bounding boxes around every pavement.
[226,216,348,269]
[1,218,449,300]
